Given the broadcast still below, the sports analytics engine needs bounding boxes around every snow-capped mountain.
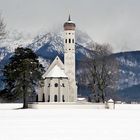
[0,30,93,88]
[0,30,140,101]
[114,51,140,90]
[113,51,140,102]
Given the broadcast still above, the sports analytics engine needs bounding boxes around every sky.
[0,0,140,52]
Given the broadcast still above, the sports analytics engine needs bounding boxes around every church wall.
[64,30,77,102]
[60,78,69,102]
[43,78,69,102]
[38,17,78,103]
[38,86,44,102]
[50,78,59,102]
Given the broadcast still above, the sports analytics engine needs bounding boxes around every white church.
[38,16,77,102]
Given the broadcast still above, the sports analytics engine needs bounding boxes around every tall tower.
[63,15,77,102]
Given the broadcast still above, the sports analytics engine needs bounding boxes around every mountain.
[0,30,140,102]
[113,51,140,102]
[117,84,140,102]
[114,51,140,90]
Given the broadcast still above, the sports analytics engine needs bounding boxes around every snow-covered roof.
[46,65,68,78]
[108,99,114,103]
[43,56,64,78]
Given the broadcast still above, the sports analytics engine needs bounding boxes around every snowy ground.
[0,104,140,140]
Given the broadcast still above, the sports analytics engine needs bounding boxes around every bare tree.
[79,43,119,103]
[0,14,6,40]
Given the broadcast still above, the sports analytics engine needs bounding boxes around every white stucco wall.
[64,30,77,102]
[42,78,69,102]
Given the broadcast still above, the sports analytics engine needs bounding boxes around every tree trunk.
[101,91,105,103]
[23,85,28,109]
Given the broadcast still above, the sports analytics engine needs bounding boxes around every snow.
[0,104,140,140]
[46,65,67,78]
[108,99,114,102]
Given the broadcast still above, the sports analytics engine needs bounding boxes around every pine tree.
[3,47,44,108]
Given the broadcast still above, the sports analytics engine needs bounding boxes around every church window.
[62,83,65,87]
[62,95,65,102]
[55,83,58,87]
[69,33,71,35]
[69,49,71,50]
[69,39,71,43]
[48,83,50,87]
[54,95,57,102]
[36,94,38,102]
[42,93,45,102]
[48,95,50,102]
[65,39,67,43]
[72,39,74,43]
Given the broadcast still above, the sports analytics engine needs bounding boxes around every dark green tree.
[3,47,44,108]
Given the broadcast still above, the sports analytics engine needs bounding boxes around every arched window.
[55,83,58,87]
[54,95,57,102]
[62,83,65,87]
[62,95,65,102]
[69,39,71,43]
[36,94,38,102]
[65,39,67,43]
[42,93,45,102]
[72,39,74,43]
[48,95,50,102]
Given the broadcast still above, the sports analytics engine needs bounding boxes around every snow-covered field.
[0,104,140,140]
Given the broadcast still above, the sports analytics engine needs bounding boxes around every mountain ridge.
[0,30,140,101]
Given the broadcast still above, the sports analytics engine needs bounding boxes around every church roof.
[64,15,76,29]
[43,56,65,78]
[46,65,68,78]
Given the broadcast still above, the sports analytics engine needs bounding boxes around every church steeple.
[64,15,76,30]
[68,14,71,21]
[64,15,77,102]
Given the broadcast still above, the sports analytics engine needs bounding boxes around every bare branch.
[79,43,119,103]
[0,14,7,40]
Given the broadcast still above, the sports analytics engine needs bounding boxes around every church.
[38,16,77,102]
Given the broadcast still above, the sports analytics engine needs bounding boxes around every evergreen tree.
[3,47,44,108]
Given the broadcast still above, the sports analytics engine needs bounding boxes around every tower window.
[54,95,57,102]
[72,39,74,43]
[65,39,67,43]
[69,39,71,43]
[69,33,71,35]
[55,83,58,87]
[48,83,50,87]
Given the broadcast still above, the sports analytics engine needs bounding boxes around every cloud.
[0,0,140,52]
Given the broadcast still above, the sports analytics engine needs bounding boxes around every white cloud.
[0,0,140,52]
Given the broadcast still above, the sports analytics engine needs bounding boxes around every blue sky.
[0,0,140,52]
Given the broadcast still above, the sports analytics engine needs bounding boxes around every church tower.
[63,15,77,102]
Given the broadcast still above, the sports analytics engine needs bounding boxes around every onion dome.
[64,15,76,30]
